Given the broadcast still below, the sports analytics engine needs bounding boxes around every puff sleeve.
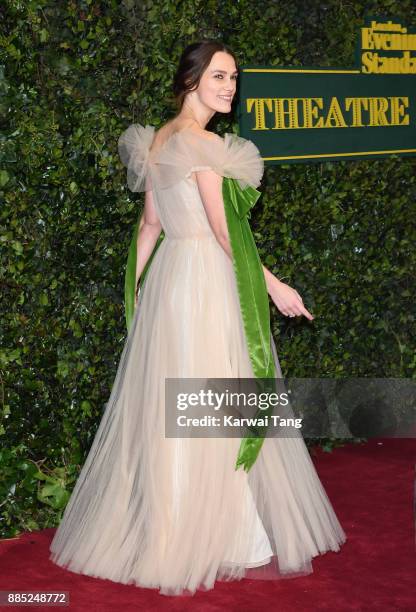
[118,123,155,192]
[154,130,264,191]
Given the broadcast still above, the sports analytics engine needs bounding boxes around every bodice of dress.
[118,123,264,240]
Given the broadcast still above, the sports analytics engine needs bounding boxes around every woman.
[49,40,346,596]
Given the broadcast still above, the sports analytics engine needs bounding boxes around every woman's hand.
[269,277,314,321]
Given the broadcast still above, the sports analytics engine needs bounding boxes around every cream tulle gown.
[49,123,347,596]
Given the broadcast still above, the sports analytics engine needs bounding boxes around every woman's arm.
[195,169,314,321]
[134,184,162,302]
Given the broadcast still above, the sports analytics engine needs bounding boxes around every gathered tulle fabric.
[117,123,264,192]
[117,123,155,192]
[49,124,347,596]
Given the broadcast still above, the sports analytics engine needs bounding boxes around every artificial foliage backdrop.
[1,0,415,537]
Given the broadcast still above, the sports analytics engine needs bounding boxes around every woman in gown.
[49,41,347,596]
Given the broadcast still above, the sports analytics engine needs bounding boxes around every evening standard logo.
[360,19,416,74]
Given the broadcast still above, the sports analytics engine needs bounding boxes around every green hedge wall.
[1,0,415,537]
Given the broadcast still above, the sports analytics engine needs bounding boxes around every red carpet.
[1,437,414,611]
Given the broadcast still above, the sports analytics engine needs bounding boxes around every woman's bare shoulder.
[162,118,222,142]
[186,124,222,142]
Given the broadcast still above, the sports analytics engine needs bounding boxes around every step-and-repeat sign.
[238,14,416,165]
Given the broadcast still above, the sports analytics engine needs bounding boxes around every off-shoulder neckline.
[147,124,224,163]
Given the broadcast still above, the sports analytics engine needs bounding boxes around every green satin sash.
[222,177,276,472]
[124,176,275,472]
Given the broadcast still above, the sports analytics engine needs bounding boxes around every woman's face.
[195,51,238,113]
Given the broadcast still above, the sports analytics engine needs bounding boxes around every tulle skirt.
[49,235,346,596]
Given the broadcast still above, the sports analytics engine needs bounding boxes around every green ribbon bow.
[124,176,275,472]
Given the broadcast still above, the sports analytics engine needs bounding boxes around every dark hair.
[172,40,238,111]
